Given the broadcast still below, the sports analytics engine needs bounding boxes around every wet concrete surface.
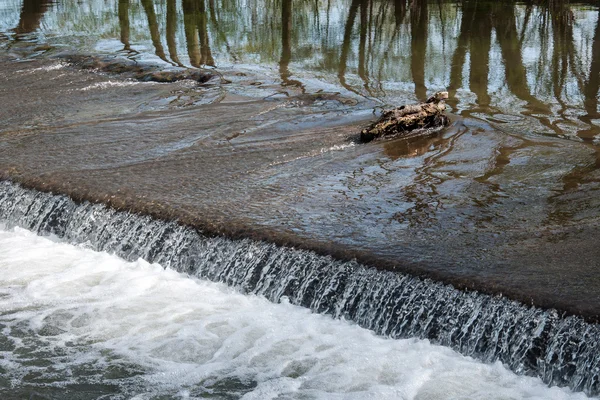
[1,56,599,321]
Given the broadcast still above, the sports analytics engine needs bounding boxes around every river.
[0,0,599,397]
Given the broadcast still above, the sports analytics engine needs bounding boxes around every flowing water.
[0,224,592,400]
[1,0,600,397]
[0,0,599,318]
[1,180,600,398]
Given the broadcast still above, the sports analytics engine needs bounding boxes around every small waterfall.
[0,180,598,395]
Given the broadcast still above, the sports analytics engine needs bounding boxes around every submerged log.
[360,91,450,142]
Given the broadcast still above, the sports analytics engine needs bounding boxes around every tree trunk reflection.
[15,0,50,35]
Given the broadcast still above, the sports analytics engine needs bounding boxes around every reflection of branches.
[578,10,600,140]
[208,0,238,62]
[549,1,575,112]
[447,1,469,108]
[519,3,533,46]
[55,0,597,142]
[118,0,132,52]
[339,0,393,98]
[410,0,427,100]
[325,0,332,38]
[375,0,407,96]
[338,0,362,95]
[279,0,304,89]
[584,12,600,119]
[368,0,389,94]
[468,3,492,107]
[394,0,406,26]
[358,0,373,96]
[196,0,215,66]
[548,13,600,221]
[166,0,184,66]
[183,0,201,67]
[533,3,550,95]
[393,126,466,227]
[182,0,215,67]
[140,0,173,65]
[493,2,549,113]
[536,0,590,78]
[372,0,389,46]
[367,0,376,89]
[14,0,50,35]
[448,0,494,109]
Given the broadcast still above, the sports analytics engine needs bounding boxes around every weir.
[0,179,598,396]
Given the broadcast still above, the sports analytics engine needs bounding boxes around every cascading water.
[0,180,598,396]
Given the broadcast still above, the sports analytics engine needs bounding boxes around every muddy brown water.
[0,0,600,320]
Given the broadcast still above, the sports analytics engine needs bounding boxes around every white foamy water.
[78,80,141,91]
[16,63,66,74]
[0,226,592,399]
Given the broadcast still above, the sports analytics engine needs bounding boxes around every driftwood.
[360,91,450,142]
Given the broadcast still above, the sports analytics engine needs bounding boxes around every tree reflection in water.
[8,0,600,141]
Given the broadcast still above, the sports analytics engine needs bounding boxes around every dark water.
[0,0,600,395]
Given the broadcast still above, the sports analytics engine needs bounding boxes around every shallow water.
[0,225,593,399]
[0,0,600,314]
[0,1,600,395]
[1,0,599,136]
[1,52,599,319]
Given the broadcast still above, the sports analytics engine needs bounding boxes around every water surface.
[0,225,592,399]
[0,0,599,319]
[1,0,600,396]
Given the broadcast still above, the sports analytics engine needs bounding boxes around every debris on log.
[360,91,450,142]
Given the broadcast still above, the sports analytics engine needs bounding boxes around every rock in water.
[360,92,450,142]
